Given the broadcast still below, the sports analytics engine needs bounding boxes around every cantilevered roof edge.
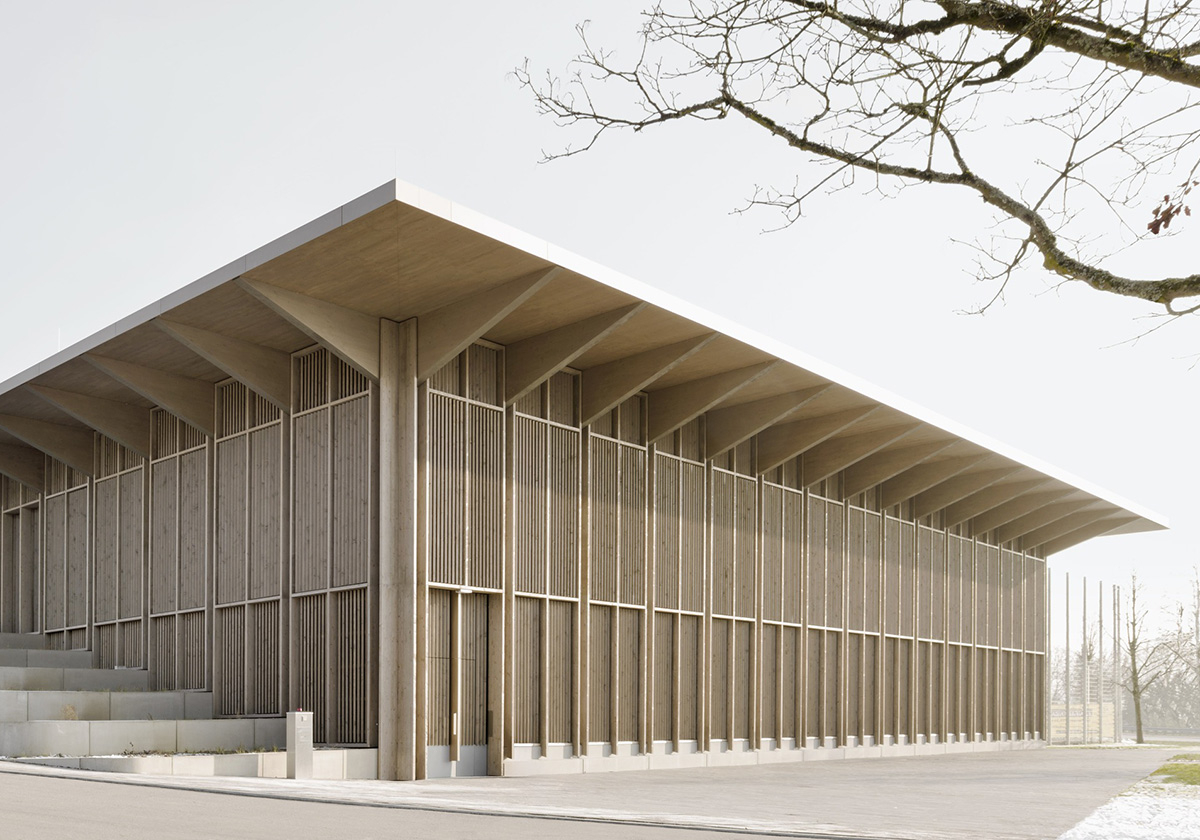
[0,179,1168,533]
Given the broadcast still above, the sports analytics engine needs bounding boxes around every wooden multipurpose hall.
[0,181,1164,779]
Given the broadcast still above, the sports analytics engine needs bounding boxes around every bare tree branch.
[519,0,1200,320]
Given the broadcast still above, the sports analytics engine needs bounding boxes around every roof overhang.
[0,180,1167,553]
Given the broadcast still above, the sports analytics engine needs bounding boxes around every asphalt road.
[0,746,1175,840]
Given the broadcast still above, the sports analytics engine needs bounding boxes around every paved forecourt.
[0,746,1173,839]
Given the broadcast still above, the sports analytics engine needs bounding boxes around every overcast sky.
[0,2,1194,632]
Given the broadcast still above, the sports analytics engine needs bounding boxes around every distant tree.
[1120,574,1171,743]
[521,1,1200,318]
[1161,571,1200,727]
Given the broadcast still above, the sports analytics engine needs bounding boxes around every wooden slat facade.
[0,183,1153,779]
[0,336,1055,771]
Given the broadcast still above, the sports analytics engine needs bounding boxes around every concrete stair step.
[12,747,378,780]
[0,689,213,722]
[0,666,149,692]
[0,717,284,758]
[0,633,48,651]
[0,649,93,669]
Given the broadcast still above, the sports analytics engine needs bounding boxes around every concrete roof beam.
[911,466,1023,519]
[415,267,560,382]
[996,499,1102,545]
[941,478,1053,530]
[841,439,957,499]
[1021,508,1123,550]
[1041,515,1141,555]
[879,454,989,510]
[969,487,1078,535]
[0,414,94,476]
[85,355,216,438]
[25,385,151,458]
[155,320,291,412]
[504,303,645,406]
[239,278,382,380]
[0,442,46,489]
[756,405,878,474]
[802,423,922,488]
[704,386,832,459]
[580,334,716,427]
[647,361,778,443]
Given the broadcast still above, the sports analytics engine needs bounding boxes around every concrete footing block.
[177,719,254,754]
[0,690,29,722]
[90,719,178,755]
[63,668,148,692]
[0,633,47,651]
[0,720,89,757]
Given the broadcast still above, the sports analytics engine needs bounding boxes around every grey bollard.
[823,736,837,750]
[883,735,894,747]
[862,735,874,747]
[805,736,820,749]
[287,710,314,779]
[897,734,908,746]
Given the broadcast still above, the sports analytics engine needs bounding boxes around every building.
[0,181,1165,779]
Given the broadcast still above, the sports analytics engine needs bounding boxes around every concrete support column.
[379,317,418,781]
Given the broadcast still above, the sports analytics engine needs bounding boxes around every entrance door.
[1,513,15,632]
[19,507,39,634]
[457,593,489,776]
[427,590,493,777]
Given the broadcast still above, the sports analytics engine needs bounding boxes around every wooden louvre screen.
[290,346,374,745]
[213,380,286,718]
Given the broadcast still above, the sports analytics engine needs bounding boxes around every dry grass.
[1151,758,1200,786]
